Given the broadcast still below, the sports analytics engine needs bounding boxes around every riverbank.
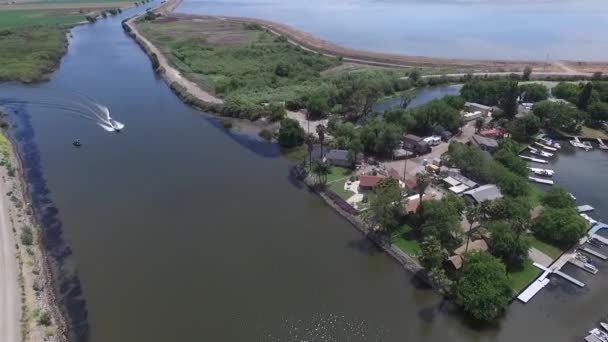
[0,112,66,342]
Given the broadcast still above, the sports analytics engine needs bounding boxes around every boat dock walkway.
[519,155,548,164]
[518,257,586,303]
[590,233,608,245]
[535,141,557,151]
[568,258,598,274]
[577,205,595,213]
[580,247,608,260]
[528,176,554,185]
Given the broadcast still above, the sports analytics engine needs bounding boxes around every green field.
[0,10,84,30]
[506,258,541,293]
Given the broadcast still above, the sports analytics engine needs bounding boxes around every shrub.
[278,118,305,147]
[258,128,273,141]
[20,226,33,246]
[38,311,51,326]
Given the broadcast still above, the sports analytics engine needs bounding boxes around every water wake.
[0,87,124,132]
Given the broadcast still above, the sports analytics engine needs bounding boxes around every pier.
[528,176,554,185]
[568,258,598,274]
[580,247,608,260]
[519,155,548,164]
[517,258,586,303]
[597,138,608,150]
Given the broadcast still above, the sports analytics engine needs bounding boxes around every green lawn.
[506,258,541,293]
[326,166,352,183]
[328,179,354,200]
[393,236,421,256]
[528,235,562,259]
[0,10,84,30]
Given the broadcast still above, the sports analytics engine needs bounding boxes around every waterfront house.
[324,149,351,168]
[462,184,502,205]
[358,175,383,191]
[470,134,498,153]
[403,134,431,155]
[464,102,493,117]
[446,239,489,271]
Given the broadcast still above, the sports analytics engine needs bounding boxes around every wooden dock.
[519,155,548,164]
[528,176,554,185]
[581,247,608,260]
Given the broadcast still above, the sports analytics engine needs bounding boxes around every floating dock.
[580,247,608,260]
[578,205,595,213]
[528,176,554,185]
[535,141,558,151]
[520,155,548,164]
[518,261,585,303]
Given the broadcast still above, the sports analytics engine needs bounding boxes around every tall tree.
[488,221,530,269]
[453,252,512,322]
[305,133,315,170]
[419,236,448,270]
[462,206,480,269]
[278,118,305,147]
[577,82,593,111]
[311,160,330,185]
[533,207,587,246]
[316,124,326,158]
[542,187,575,209]
[522,66,533,81]
[475,117,484,133]
[415,173,431,214]
[368,178,402,236]
[501,81,519,120]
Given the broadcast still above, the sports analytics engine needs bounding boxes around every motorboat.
[590,328,608,342]
[601,322,608,332]
[583,263,598,273]
[575,252,591,263]
[529,148,553,158]
[570,139,592,151]
[72,139,82,147]
[569,192,577,201]
[540,137,561,149]
[528,167,554,177]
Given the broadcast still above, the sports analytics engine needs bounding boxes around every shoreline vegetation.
[0,109,66,342]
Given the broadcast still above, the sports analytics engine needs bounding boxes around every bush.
[20,226,33,246]
[533,207,587,246]
[38,311,51,326]
[258,128,273,141]
[277,118,305,147]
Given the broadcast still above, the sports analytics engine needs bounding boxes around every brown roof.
[404,194,433,214]
[359,175,383,188]
[447,255,463,270]
[453,239,488,256]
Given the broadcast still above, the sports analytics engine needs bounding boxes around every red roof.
[479,128,504,138]
[359,175,383,188]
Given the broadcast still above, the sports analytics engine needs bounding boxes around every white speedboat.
[583,262,598,273]
[540,137,561,149]
[529,147,553,158]
[570,139,592,151]
[528,167,554,177]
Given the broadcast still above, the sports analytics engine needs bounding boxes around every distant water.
[177,0,608,61]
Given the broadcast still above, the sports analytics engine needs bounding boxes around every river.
[176,0,608,61]
[1,3,608,342]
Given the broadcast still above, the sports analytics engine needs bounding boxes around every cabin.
[463,184,503,205]
[446,239,489,271]
[403,134,431,155]
[324,149,351,168]
[464,102,493,117]
[470,134,498,153]
[358,175,383,191]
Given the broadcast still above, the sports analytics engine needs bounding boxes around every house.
[446,239,489,270]
[470,134,498,153]
[463,184,503,205]
[479,128,504,139]
[358,175,383,191]
[403,134,431,155]
[324,149,351,168]
[464,102,493,116]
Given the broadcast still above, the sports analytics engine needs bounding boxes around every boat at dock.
[601,322,608,332]
[571,137,593,151]
[519,155,548,164]
[534,141,558,151]
[540,137,561,149]
[583,262,598,273]
[590,328,608,342]
[598,138,608,150]
[581,213,598,225]
[528,167,554,177]
[528,176,554,185]
[528,146,553,157]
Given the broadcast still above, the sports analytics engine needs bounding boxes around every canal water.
[176,0,608,61]
[1,3,608,342]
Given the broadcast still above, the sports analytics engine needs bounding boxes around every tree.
[415,173,430,214]
[316,125,326,158]
[419,236,448,270]
[577,82,593,111]
[508,114,540,142]
[589,101,608,121]
[501,81,519,120]
[592,72,603,80]
[542,187,575,209]
[419,197,463,250]
[359,119,402,157]
[409,70,420,82]
[462,206,480,267]
[493,149,527,177]
[305,90,330,118]
[552,82,581,104]
[278,118,305,147]
[519,83,549,102]
[304,133,315,169]
[453,252,512,322]
[274,62,290,77]
[311,160,330,185]
[410,99,463,134]
[475,117,484,133]
[368,178,402,235]
[488,221,530,269]
[532,100,587,133]
[347,138,363,166]
[533,207,587,246]
[522,66,532,81]
[269,102,286,121]
[485,197,531,223]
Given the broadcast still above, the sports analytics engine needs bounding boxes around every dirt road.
[0,173,20,342]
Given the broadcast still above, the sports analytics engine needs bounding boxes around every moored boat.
[540,137,561,149]
[601,322,608,332]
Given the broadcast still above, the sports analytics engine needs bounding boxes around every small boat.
[570,139,592,151]
[581,213,597,225]
[569,192,577,201]
[540,137,561,149]
[528,176,554,185]
[72,139,82,147]
[529,147,553,157]
[528,167,554,177]
[590,328,608,342]
[601,322,608,332]
[583,262,598,273]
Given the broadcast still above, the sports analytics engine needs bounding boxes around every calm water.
[176,0,608,61]
[1,4,608,342]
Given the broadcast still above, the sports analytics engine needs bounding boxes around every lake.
[1,2,608,341]
[176,0,608,61]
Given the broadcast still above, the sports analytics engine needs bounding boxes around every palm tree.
[312,160,330,186]
[415,172,431,215]
[305,133,315,170]
[462,206,480,270]
[316,124,326,159]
